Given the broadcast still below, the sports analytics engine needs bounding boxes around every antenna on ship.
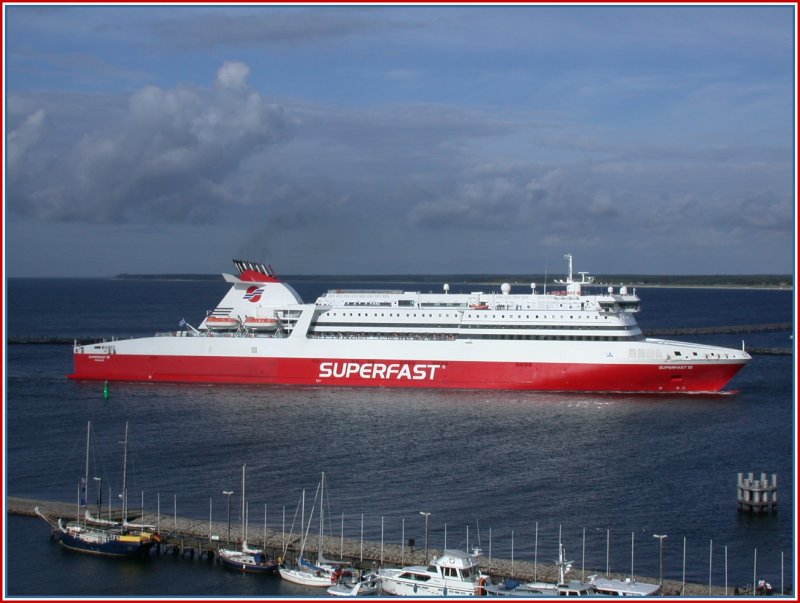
[543,258,548,295]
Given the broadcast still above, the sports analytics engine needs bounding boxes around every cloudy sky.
[4,4,795,277]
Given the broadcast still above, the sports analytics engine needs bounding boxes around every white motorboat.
[486,543,598,597]
[378,548,489,596]
[327,569,382,596]
[587,574,660,596]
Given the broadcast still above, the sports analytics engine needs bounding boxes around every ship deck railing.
[154,331,286,339]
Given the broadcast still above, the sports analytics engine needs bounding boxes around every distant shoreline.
[106,273,794,291]
[8,274,791,290]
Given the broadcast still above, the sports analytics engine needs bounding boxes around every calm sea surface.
[4,278,795,598]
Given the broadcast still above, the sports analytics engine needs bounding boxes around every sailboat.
[85,422,156,532]
[218,464,277,573]
[34,421,160,558]
[278,472,349,587]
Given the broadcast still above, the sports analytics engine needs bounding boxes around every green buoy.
[103,380,109,400]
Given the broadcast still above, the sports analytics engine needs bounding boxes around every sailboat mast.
[318,472,325,561]
[241,463,246,546]
[122,421,129,523]
[298,489,306,559]
[83,421,91,526]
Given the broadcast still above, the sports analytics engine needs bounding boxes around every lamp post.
[223,490,234,543]
[420,511,431,560]
[653,534,667,590]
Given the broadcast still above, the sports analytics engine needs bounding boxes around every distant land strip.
[111,273,794,289]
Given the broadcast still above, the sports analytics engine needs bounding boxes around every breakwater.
[10,497,785,597]
[644,322,792,337]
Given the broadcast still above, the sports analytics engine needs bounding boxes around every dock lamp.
[223,491,234,543]
[420,512,431,560]
[653,534,667,589]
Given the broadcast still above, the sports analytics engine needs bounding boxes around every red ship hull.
[70,353,746,393]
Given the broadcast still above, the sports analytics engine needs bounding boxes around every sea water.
[4,278,795,597]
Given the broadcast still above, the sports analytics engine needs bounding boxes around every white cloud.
[216,61,250,91]
[6,62,292,225]
[6,108,46,171]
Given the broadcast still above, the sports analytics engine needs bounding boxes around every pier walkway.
[8,496,769,597]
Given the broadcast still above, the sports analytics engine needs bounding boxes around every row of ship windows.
[307,332,646,342]
[323,312,612,321]
[311,322,634,332]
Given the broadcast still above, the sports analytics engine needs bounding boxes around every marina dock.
[8,496,783,597]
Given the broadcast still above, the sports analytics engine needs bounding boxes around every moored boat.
[219,544,277,574]
[70,255,751,393]
[327,569,382,596]
[278,472,350,587]
[378,548,489,596]
[485,543,598,597]
[218,464,277,574]
[34,421,159,558]
[587,574,660,596]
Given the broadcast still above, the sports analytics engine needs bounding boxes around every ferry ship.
[69,255,750,392]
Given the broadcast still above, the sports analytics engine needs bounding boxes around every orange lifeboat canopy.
[244,316,279,331]
[204,316,240,330]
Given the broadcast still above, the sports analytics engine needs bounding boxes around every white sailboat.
[218,464,277,573]
[278,472,348,587]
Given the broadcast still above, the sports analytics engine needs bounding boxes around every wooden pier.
[737,472,778,514]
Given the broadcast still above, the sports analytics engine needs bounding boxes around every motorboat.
[378,548,488,596]
[587,574,660,596]
[327,569,382,596]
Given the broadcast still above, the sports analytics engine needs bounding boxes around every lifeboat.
[204,316,240,330]
[243,316,279,331]
[469,303,489,310]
